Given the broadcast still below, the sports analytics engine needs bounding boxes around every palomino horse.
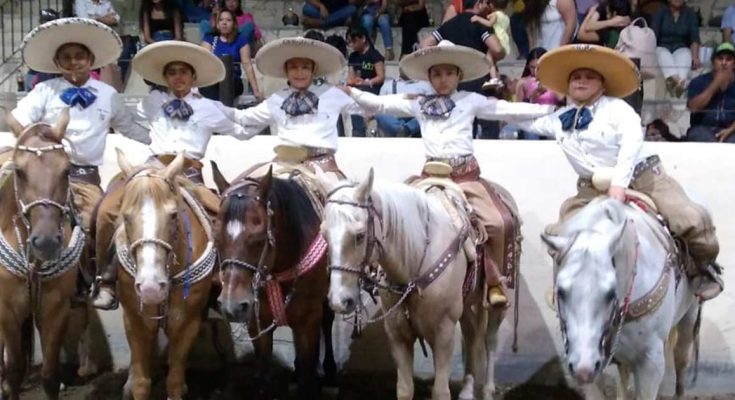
[321,169,504,400]
[0,111,87,399]
[542,197,699,399]
[212,165,332,400]
[113,151,216,400]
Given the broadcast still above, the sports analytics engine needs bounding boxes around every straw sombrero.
[21,17,122,73]
[132,41,225,87]
[536,44,640,98]
[400,41,490,82]
[255,37,346,79]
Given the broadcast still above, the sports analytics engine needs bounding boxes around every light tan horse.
[0,112,88,399]
[320,169,505,400]
[113,151,216,400]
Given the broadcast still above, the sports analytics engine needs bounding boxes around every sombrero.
[536,44,640,98]
[132,41,225,87]
[400,40,490,83]
[21,17,122,73]
[255,37,346,79]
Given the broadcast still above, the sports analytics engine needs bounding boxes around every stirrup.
[92,285,119,311]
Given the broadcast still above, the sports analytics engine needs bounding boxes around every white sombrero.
[400,40,490,82]
[536,44,640,98]
[255,37,346,79]
[132,41,225,87]
[21,17,122,73]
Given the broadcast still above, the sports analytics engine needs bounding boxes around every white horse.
[542,197,700,400]
[319,168,504,400]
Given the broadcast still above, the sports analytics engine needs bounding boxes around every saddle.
[591,168,658,212]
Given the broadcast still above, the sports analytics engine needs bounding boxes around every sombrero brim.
[132,41,225,87]
[22,18,122,73]
[400,46,490,82]
[536,44,640,98]
[255,38,346,79]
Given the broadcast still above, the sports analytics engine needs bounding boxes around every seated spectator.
[398,0,430,59]
[346,25,385,137]
[652,0,701,98]
[376,69,434,137]
[302,0,358,29]
[200,9,262,101]
[722,4,735,44]
[304,29,326,42]
[174,0,212,23]
[575,0,600,22]
[199,0,262,47]
[523,0,577,51]
[645,118,681,141]
[362,0,395,60]
[686,42,735,143]
[514,47,564,139]
[140,0,183,43]
[75,0,120,26]
[577,0,632,47]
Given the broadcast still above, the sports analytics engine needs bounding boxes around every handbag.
[615,17,658,80]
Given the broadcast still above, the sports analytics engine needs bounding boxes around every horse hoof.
[458,375,475,400]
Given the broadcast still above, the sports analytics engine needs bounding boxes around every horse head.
[321,168,378,314]
[116,149,185,305]
[214,164,276,322]
[12,109,71,261]
[541,198,638,384]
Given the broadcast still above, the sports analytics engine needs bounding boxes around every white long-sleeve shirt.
[516,95,651,187]
[229,85,365,150]
[350,88,554,158]
[12,77,149,166]
[74,0,120,24]
[136,90,256,160]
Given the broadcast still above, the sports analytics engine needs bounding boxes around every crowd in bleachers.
[21,0,735,143]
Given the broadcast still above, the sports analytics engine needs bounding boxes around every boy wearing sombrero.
[92,41,257,309]
[5,17,151,303]
[518,44,723,300]
[341,41,555,306]
[220,36,368,179]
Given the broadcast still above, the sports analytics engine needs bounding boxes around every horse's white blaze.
[137,197,164,284]
[226,220,244,240]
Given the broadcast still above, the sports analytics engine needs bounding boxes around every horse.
[542,197,700,399]
[113,150,216,400]
[212,165,333,400]
[320,168,505,400]
[0,111,88,399]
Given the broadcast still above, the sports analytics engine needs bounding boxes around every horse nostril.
[594,360,601,373]
[239,301,250,315]
[134,283,142,294]
[158,282,168,292]
[568,362,574,374]
[342,297,355,311]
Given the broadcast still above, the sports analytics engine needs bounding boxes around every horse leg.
[293,315,322,400]
[0,318,28,400]
[124,313,157,400]
[481,307,504,400]
[616,363,632,400]
[673,304,699,397]
[384,316,416,400]
[427,318,457,400]
[321,301,337,386]
[459,306,489,400]
[38,299,72,399]
[165,318,203,399]
[252,328,275,400]
[632,346,666,400]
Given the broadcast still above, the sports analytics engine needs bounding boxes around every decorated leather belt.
[69,165,101,186]
[425,154,480,182]
[578,155,660,190]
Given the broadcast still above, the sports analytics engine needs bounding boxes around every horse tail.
[21,316,34,374]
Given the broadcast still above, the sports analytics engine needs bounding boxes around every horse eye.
[355,232,366,242]
[605,289,616,303]
[556,288,566,303]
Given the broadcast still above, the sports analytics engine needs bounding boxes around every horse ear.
[116,148,134,177]
[51,107,70,140]
[607,218,630,257]
[162,152,186,181]
[541,233,571,259]
[313,165,339,191]
[355,168,374,203]
[210,160,230,194]
[259,165,273,202]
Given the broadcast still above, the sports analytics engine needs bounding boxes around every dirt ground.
[16,363,735,400]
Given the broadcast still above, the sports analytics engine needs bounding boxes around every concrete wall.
[1,133,734,395]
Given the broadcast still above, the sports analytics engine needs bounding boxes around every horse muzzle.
[329,291,357,314]
[29,232,63,261]
[135,279,169,305]
[569,359,601,385]
[217,297,253,322]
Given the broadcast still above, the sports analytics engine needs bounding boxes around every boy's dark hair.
[303,29,325,42]
[463,0,478,10]
[491,0,509,10]
[647,119,680,142]
[347,25,368,39]
[326,34,348,57]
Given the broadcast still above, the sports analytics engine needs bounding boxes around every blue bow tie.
[281,90,319,117]
[420,95,455,118]
[60,87,96,109]
[162,98,194,121]
[559,107,593,131]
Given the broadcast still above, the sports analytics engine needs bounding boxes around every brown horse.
[114,151,216,400]
[0,111,88,400]
[212,165,332,400]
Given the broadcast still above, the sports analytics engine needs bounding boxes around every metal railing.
[0,0,65,87]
